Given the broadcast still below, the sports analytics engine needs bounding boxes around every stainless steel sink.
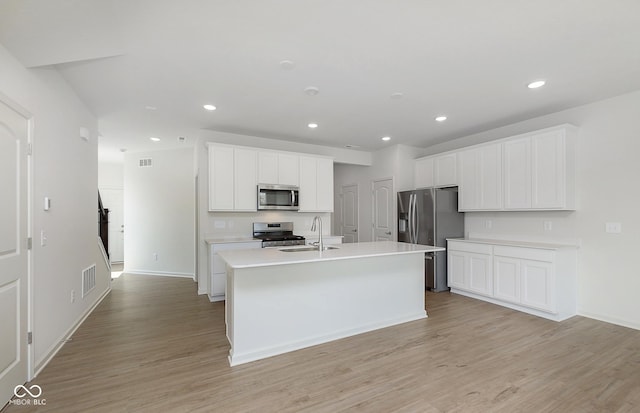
[279,246,340,252]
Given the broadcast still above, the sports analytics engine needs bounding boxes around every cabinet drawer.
[493,245,554,262]
[448,241,492,255]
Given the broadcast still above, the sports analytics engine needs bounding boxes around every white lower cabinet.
[447,241,493,297]
[448,239,577,321]
[208,240,262,302]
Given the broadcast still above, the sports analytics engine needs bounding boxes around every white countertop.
[447,238,579,250]
[218,241,444,269]
[205,236,261,245]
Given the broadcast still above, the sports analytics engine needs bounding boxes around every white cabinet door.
[447,250,466,289]
[278,153,300,186]
[258,151,300,186]
[478,144,503,210]
[434,153,457,187]
[209,145,235,211]
[316,157,334,211]
[503,137,531,209]
[299,156,317,211]
[414,157,434,189]
[210,241,262,301]
[531,130,565,209]
[521,259,555,312]
[468,252,492,296]
[458,144,502,210]
[258,151,278,184]
[234,148,258,211]
[299,156,334,212]
[458,149,477,210]
[494,256,521,304]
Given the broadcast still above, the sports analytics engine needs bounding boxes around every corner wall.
[123,148,195,277]
[0,43,110,370]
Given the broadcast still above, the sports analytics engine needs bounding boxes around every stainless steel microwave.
[257,184,299,211]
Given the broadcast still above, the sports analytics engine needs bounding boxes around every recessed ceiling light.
[145,105,157,111]
[304,86,320,96]
[279,60,296,70]
[203,104,217,111]
[308,123,318,129]
[150,137,161,142]
[435,116,447,122]
[381,136,391,141]
[527,80,546,89]
[390,92,404,99]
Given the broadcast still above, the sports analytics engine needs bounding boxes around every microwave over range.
[257,184,299,211]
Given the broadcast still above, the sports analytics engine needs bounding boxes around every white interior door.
[340,184,358,243]
[0,98,29,405]
[100,189,124,263]
[372,178,394,241]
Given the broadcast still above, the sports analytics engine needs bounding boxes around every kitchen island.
[217,241,444,366]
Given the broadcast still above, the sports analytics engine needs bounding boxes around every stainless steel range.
[253,222,306,247]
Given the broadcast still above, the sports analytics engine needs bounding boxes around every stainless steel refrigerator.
[397,187,464,292]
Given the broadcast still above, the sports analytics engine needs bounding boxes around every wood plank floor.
[3,274,640,413]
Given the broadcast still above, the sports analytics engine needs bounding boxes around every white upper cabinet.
[504,125,576,210]
[458,143,503,211]
[299,156,334,212]
[209,144,257,211]
[434,153,457,187]
[233,147,258,211]
[414,153,457,189]
[258,151,299,186]
[414,157,434,189]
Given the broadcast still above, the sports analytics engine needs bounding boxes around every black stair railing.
[98,191,110,259]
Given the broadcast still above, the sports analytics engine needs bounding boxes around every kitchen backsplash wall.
[203,211,332,238]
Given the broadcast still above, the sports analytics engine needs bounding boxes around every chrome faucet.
[311,216,324,251]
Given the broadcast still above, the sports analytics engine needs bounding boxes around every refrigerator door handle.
[410,194,416,244]
[412,194,418,244]
[409,194,416,244]
[407,194,413,242]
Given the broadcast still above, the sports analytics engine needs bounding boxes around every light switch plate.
[605,222,622,233]
[543,221,553,231]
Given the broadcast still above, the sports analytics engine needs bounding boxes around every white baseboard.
[34,286,111,377]
[577,310,640,331]
[125,270,195,279]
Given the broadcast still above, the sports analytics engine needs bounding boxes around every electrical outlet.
[70,289,75,303]
[485,220,492,230]
[605,222,622,233]
[214,220,226,229]
[40,230,47,246]
[153,253,158,261]
[543,221,553,232]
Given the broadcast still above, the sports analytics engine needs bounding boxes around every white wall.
[0,43,110,371]
[124,148,195,277]
[333,144,422,240]
[98,162,123,190]
[429,90,640,329]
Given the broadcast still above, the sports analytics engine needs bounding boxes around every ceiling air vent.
[139,158,153,167]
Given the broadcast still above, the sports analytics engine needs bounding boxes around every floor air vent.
[82,264,96,298]
[139,158,153,167]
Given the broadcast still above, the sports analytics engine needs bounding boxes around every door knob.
[352,229,357,232]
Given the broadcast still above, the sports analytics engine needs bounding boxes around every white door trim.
[0,91,34,388]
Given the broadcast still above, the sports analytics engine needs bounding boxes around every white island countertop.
[217,241,444,269]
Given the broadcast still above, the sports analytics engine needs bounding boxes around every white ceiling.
[2,0,640,162]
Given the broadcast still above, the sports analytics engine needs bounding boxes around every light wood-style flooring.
[3,274,640,412]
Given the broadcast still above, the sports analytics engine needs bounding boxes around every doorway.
[340,184,359,243]
[372,178,394,241]
[0,94,31,403]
